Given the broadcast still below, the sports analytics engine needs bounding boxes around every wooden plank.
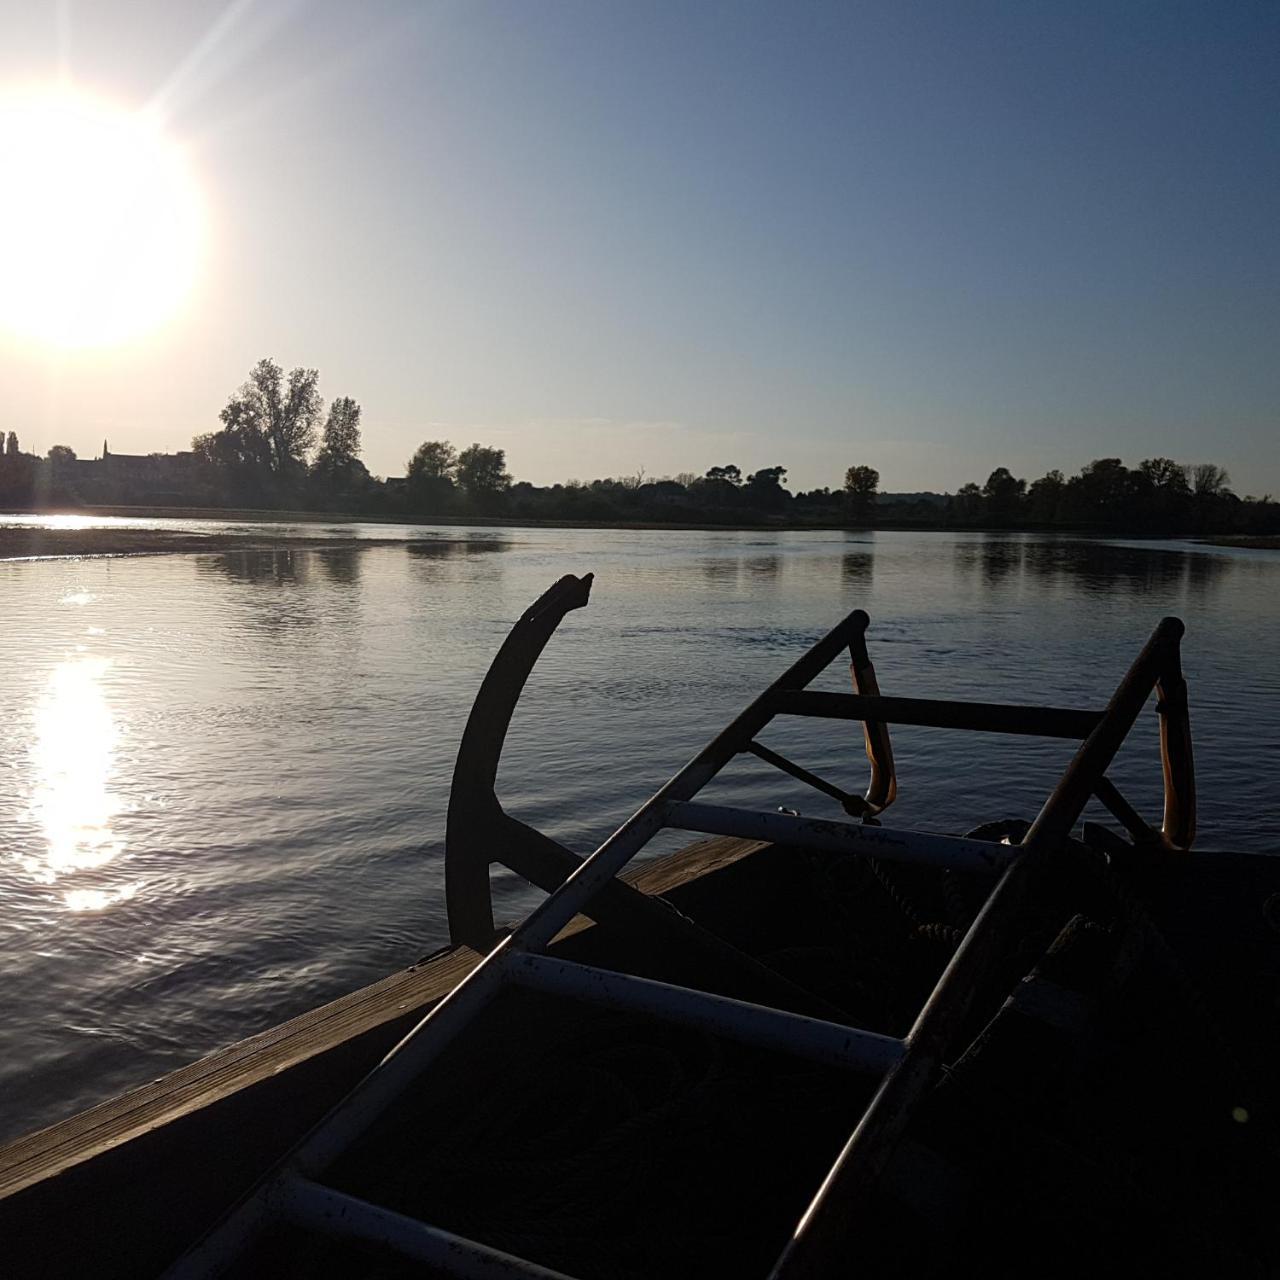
[0,835,766,1203]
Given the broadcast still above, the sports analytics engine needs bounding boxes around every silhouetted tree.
[1067,458,1134,522]
[844,465,879,520]
[218,358,322,477]
[1191,463,1231,498]
[5,432,18,456]
[189,359,327,506]
[1138,457,1190,494]
[982,467,1026,519]
[317,397,361,466]
[1134,457,1191,529]
[695,464,745,508]
[1026,469,1065,522]
[457,444,511,508]
[310,397,366,504]
[191,427,256,470]
[744,466,790,510]
[405,440,458,513]
[407,441,457,481]
[46,445,76,466]
[954,482,983,519]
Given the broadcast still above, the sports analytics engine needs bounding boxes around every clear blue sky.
[2,0,1276,493]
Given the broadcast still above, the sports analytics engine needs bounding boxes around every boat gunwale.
[0,834,767,1206]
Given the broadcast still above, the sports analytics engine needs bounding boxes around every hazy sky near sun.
[1,0,1277,493]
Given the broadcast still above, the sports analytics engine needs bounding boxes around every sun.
[0,84,204,349]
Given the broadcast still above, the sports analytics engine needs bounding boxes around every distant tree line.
[1,359,1277,537]
[948,457,1262,534]
[191,360,518,516]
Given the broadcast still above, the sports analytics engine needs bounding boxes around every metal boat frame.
[166,574,1195,1278]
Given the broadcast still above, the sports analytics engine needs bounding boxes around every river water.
[1,521,1277,1144]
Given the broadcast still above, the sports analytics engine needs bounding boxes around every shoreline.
[0,528,497,562]
[7,502,865,534]
[1197,535,1280,550]
[3,505,1277,561]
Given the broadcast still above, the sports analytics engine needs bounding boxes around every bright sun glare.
[0,84,204,349]
[23,653,136,912]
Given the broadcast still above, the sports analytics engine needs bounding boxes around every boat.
[2,573,1278,1277]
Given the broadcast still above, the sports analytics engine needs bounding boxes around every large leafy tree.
[211,358,323,477]
[1138,457,1190,495]
[1134,457,1191,528]
[982,466,1026,517]
[744,465,789,510]
[192,358,327,508]
[698,463,744,507]
[705,464,742,486]
[954,481,983,518]
[843,464,879,520]
[1067,457,1133,517]
[407,440,457,482]
[317,397,361,466]
[406,440,459,513]
[1026,469,1065,521]
[457,444,511,501]
[311,397,367,501]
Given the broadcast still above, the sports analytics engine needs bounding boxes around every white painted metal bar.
[292,949,511,1175]
[278,1177,580,1280]
[163,953,514,1277]
[502,951,905,1074]
[665,801,1015,874]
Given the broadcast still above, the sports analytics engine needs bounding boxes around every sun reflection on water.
[64,884,138,913]
[24,656,136,910]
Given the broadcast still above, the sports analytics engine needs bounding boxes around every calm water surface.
[1,522,1278,1143]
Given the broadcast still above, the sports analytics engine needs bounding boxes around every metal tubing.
[509,610,875,954]
[1020,617,1183,849]
[162,948,514,1277]
[1092,776,1155,845]
[767,856,1034,1280]
[291,945,512,1176]
[502,952,905,1075]
[772,690,1103,739]
[166,595,1197,1280]
[769,616,1186,1279]
[744,740,855,808]
[496,811,850,1021]
[166,608,879,1276]
[278,1178,579,1280]
[665,801,1015,874]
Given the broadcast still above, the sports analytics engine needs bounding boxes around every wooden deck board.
[0,835,766,1203]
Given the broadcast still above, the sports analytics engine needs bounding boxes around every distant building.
[66,441,203,504]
